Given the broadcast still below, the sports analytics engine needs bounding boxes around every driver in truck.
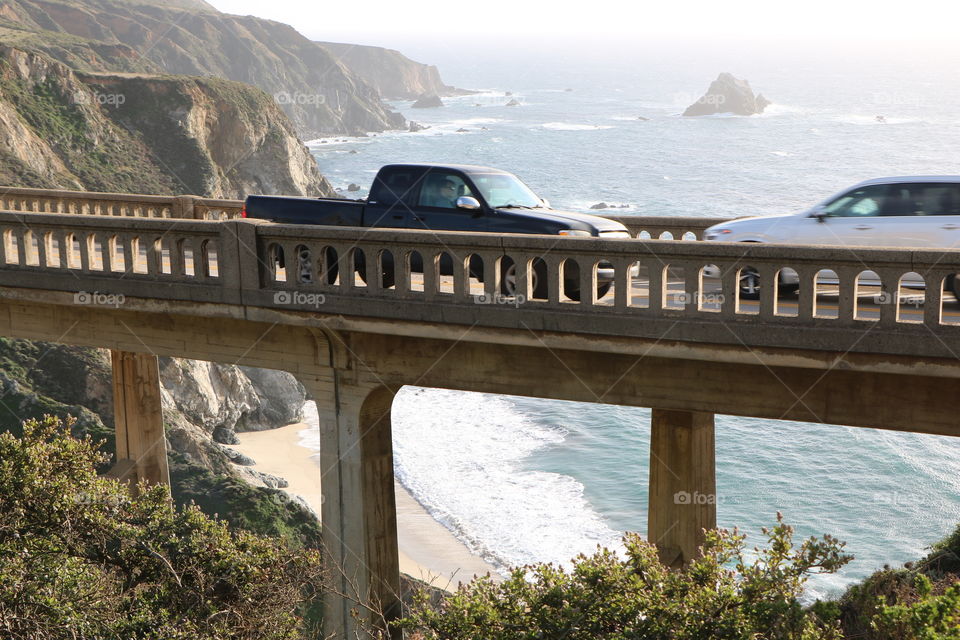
[423,178,459,208]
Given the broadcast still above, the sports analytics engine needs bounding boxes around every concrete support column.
[647,409,716,568]
[301,374,400,640]
[110,350,169,487]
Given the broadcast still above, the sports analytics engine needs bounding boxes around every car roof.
[381,163,511,175]
[851,176,960,188]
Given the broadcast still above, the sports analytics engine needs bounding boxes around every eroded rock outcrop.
[318,41,473,100]
[411,93,443,108]
[0,0,405,137]
[683,72,771,116]
[0,45,333,197]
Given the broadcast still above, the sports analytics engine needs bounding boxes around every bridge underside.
[3,290,958,637]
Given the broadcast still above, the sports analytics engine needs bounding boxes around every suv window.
[905,183,960,216]
[418,173,474,209]
[823,185,889,217]
[369,168,420,205]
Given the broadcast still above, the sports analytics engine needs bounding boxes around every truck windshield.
[470,173,544,208]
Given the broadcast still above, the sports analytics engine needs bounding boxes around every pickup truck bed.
[245,195,367,227]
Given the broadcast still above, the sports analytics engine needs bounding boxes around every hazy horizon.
[208,0,960,51]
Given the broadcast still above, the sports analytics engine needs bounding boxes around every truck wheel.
[356,251,394,289]
[500,257,548,299]
[564,281,613,302]
[358,266,395,289]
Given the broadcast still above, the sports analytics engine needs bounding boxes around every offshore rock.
[411,93,444,108]
[683,73,770,116]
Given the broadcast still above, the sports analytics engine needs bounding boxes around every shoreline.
[231,422,498,590]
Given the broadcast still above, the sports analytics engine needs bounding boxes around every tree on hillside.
[0,416,324,640]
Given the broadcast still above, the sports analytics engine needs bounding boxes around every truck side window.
[418,173,474,209]
[370,170,418,205]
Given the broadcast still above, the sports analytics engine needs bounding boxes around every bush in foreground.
[0,416,324,640]
[400,514,852,639]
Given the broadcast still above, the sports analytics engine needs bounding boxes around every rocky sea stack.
[683,73,771,116]
[411,93,444,108]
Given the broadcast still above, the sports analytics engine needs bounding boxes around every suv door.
[789,184,892,247]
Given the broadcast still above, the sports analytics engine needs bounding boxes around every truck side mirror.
[457,196,481,211]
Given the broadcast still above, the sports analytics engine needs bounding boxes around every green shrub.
[0,416,324,639]
[872,575,960,639]
[400,513,851,640]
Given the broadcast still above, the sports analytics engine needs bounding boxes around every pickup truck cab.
[245,163,632,300]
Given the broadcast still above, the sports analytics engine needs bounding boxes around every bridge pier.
[302,375,401,640]
[647,409,716,568]
[110,350,169,487]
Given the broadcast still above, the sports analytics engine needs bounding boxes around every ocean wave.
[391,387,622,571]
[833,114,921,125]
[541,122,614,131]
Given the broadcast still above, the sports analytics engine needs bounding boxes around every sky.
[207,0,960,47]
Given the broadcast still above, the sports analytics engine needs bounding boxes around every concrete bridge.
[2,186,960,638]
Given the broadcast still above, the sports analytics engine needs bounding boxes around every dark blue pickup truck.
[245,163,633,300]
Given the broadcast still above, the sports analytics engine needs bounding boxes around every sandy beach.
[232,422,498,590]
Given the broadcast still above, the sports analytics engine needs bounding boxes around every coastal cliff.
[318,41,473,100]
[0,44,333,196]
[0,37,332,538]
[0,0,406,137]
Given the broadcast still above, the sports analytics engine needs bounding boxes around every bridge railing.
[0,186,732,238]
[0,187,244,220]
[2,211,959,359]
[601,215,732,240]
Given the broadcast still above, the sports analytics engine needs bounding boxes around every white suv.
[704,176,960,298]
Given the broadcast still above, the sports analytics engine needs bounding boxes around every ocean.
[302,39,960,599]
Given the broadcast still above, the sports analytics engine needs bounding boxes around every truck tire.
[565,281,612,302]
[356,251,395,289]
[500,257,548,299]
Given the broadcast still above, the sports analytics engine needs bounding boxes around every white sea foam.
[833,114,920,125]
[541,122,614,131]
[392,387,622,570]
[294,391,622,571]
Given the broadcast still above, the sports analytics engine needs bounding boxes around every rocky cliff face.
[0,0,405,137]
[0,44,333,196]
[317,41,472,100]
[0,35,330,538]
